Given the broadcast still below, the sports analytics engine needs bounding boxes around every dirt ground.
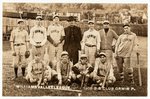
[2,36,147,96]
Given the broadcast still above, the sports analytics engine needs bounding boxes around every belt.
[14,43,24,46]
[85,44,96,47]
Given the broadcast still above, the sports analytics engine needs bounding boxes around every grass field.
[2,36,147,96]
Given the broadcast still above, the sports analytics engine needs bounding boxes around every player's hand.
[77,74,82,78]
[58,80,62,85]
[12,51,16,56]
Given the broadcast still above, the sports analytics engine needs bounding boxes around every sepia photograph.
[2,2,148,96]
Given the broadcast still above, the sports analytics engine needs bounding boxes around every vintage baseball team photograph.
[2,1,148,96]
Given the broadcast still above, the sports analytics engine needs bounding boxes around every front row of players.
[25,51,116,87]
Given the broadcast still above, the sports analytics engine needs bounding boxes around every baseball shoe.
[11,76,18,80]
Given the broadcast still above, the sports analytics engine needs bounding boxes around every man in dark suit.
[63,16,82,65]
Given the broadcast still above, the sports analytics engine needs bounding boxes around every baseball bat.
[101,66,110,88]
[137,53,142,86]
[43,47,49,65]
[80,74,85,89]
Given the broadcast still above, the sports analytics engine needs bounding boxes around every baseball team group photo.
[2,3,148,96]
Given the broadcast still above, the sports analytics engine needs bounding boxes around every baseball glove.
[25,51,30,58]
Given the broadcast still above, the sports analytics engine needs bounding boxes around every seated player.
[25,52,44,86]
[26,51,57,86]
[71,54,94,87]
[56,51,73,85]
[42,65,58,86]
[92,52,116,87]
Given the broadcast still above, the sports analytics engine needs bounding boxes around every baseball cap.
[68,16,76,22]
[36,16,43,20]
[61,51,69,57]
[123,23,130,27]
[17,19,24,24]
[98,52,106,57]
[53,15,59,19]
[103,20,110,24]
[88,20,94,24]
[80,54,88,59]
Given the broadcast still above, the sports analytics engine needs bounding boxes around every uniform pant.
[13,45,27,68]
[48,42,63,63]
[84,46,96,66]
[115,56,133,80]
[31,45,45,60]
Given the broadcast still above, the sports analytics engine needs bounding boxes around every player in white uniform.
[47,15,65,68]
[81,20,101,66]
[10,19,29,79]
[30,16,47,60]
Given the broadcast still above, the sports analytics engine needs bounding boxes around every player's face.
[80,58,87,64]
[35,54,41,62]
[88,23,95,29]
[18,22,25,30]
[103,23,110,29]
[37,19,42,26]
[61,55,69,64]
[53,17,60,23]
[69,21,75,26]
[100,56,106,63]
[124,26,131,34]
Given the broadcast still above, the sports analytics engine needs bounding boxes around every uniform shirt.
[115,32,139,57]
[94,58,109,76]
[99,29,118,50]
[74,61,92,73]
[47,24,65,44]
[81,29,101,50]
[30,25,47,46]
[10,27,29,44]
[28,60,45,75]
[57,61,73,77]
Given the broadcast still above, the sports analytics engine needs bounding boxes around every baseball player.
[25,52,44,86]
[30,16,47,60]
[115,23,139,84]
[63,16,82,65]
[47,15,65,68]
[81,20,101,66]
[71,54,94,87]
[92,52,116,86]
[99,20,118,65]
[10,19,29,79]
[56,51,73,85]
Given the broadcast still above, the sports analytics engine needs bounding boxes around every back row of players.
[10,15,139,87]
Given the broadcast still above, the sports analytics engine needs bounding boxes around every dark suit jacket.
[63,25,82,51]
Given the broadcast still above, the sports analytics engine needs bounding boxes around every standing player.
[47,15,65,68]
[63,16,82,65]
[10,19,29,79]
[30,16,47,59]
[99,20,118,65]
[115,23,139,83]
[81,20,101,66]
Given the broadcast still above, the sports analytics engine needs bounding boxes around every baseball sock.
[14,67,18,78]
[21,67,25,76]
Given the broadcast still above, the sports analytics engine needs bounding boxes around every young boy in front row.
[71,54,94,87]
[26,51,57,86]
[92,52,116,87]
